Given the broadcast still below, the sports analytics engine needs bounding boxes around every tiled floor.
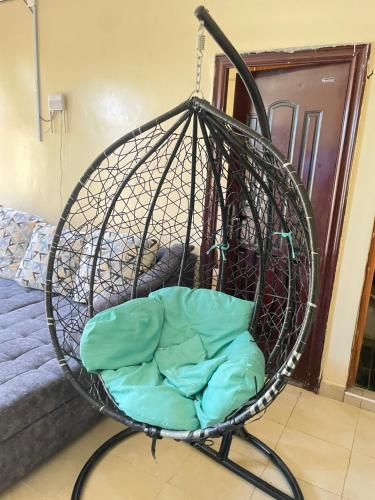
[2,385,375,499]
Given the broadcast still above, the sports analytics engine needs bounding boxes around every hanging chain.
[191,21,205,98]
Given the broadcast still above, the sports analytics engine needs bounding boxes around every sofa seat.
[0,278,98,492]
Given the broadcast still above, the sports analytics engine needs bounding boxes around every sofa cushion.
[0,207,43,279]
[14,222,84,294]
[0,278,84,443]
[93,243,190,313]
[75,230,159,303]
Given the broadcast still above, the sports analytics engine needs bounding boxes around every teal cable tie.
[206,242,230,261]
[273,231,296,259]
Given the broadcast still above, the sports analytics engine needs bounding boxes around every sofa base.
[0,395,98,493]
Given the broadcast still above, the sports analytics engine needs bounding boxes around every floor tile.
[250,466,341,499]
[57,454,165,500]
[288,391,359,449]
[343,452,375,500]
[23,418,124,497]
[157,479,252,500]
[0,481,50,500]
[245,416,285,447]
[110,432,192,482]
[23,446,88,498]
[209,425,281,468]
[209,418,284,468]
[262,388,300,425]
[352,414,375,458]
[284,383,303,397]
[168,448,258,500]
[275,427,350,495]
[360,407,375,421]
[155,482,197,500]
[206,434,268,474]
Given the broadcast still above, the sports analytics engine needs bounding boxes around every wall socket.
[48,93,65,112]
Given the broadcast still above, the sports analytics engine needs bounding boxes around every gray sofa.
[0,243,195,492]
[0,278,98,493]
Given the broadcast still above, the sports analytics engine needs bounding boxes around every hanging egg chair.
[46,6,319,500]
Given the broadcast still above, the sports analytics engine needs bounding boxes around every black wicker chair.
[46,6,319,500]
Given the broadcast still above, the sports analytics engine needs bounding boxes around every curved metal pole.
[194,5,271,141]
[71,428,139,500]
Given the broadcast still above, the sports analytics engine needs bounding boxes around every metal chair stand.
[72,427,303,500]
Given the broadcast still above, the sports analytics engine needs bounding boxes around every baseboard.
[344,386,375,413]
[319,379,375,413]
[318,380,346,401]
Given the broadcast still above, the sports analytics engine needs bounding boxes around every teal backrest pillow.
[150,286,254,357]
[80,297,163,372]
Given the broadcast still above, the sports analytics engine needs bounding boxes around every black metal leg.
[237,427,303,499]
[192,428,303,500]
[72,426,303,500]
[71,428,139,500]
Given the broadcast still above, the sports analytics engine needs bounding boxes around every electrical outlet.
[48,93,65,112]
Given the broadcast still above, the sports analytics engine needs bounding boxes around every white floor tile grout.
[253,389,359,498]
[281,391,361,452]
[340,409,361,499]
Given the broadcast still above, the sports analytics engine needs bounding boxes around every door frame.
[347,220,375,387]
[212,44,370,390]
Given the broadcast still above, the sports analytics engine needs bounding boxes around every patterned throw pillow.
[14,222,84,294]
[0,207,43,279]
[75,230,160,303]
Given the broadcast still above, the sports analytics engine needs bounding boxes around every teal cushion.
[154,334,226,397]
[101,360,199,430]
[150,287,254,357]
[80,297,163,372]
[81,286,263,431]
[162,357,226,397]
[194,331,265,428]
[154,333,207,372]
[101,359,163,387]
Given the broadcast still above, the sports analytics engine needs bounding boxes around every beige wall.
[0,0,374,393]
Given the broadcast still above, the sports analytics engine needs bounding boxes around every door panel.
[232,61,351,385]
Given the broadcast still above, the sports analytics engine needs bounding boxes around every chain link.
[191,21,205,98]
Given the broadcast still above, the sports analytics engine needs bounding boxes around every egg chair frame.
[46,6,319,500]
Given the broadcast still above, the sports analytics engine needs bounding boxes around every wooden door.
[213,45,369,390]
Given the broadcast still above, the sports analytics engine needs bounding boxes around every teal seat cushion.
[101,360,199,430]
[194,331,265,428]
[150,287,255,357]
[80,297,163,372]
[80,286,264,430]
[154,333,207,371]
[154,334,227,397]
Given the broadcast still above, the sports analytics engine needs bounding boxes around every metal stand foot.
[192,428,303,499]
[71,427,303,500]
